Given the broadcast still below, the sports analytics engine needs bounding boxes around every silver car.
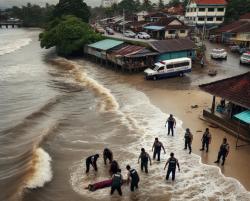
[210,48,227,59]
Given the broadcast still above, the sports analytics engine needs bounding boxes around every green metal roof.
[234,110,250,124]
[88,39,124,51]
[144,26,165,31]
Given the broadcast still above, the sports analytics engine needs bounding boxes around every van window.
[167,64,174,69]
[158,67,164,71]
[173,62,190,68]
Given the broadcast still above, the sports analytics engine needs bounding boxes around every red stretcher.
[86,179,112,191]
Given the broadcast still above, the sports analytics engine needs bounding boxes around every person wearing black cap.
[138,148,152,173]
[126,165,140,192]
[166,114,176,136]
[86,154,99,173]
[103,148,113,165]
[164,152,180,181]
[184,128,193,154]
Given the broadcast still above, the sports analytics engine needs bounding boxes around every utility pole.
[123,8,125,37]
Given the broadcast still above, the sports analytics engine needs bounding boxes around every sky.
[0,0,170,9]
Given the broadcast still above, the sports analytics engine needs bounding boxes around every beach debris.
[191,105,199,109]
[209,124,219,128]
[208,69,217,76]
[196,130,203,132]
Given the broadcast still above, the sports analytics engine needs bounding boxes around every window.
[180,30,186,33]
[207,17,213,21]
[194,8,196,12]
[217,8,224,12]
[208,8,214,12]
[173,62,190,68]
[158,67,164,72]
[216,17,223,21]
[167,64,174,69]
[168,30,176,34]
[199,8,205,12]
[198,17,205,21]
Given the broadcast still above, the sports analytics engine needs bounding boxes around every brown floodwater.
[0,29,250,201]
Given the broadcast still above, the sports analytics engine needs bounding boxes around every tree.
[135,0,141,11]
[40,15,103,56]
[118,0,137,14]
[53,0,90,22]
[158,0,165,9]
[141,0,153,11]
[168,0,181,7]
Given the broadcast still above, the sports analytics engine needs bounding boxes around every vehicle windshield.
[242,54,250,59]
[212,49,225,53]
[140,32,147,35]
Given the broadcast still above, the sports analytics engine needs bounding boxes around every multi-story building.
[185,0,227,27]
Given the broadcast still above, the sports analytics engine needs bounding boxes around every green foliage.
[168,0,181,7]
[53,0,90,22]
[40,16,103,56]
[141,0,154,12]
[6,3,54,27]
[158,0,165,9]
[118,0,137,14]
[225,0,250,23]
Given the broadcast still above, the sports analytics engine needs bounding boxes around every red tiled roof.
[216,21,250,33]
[240,13,250,20]
[112,45,146,56]
[199,72,250,109]
[194,0,227,5]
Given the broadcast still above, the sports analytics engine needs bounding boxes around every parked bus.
[144,57,192,80]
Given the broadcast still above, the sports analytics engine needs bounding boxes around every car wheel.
[225,56,227,60]
[153,76,157,80]
[179,72,184,77]
[211,56,213,59]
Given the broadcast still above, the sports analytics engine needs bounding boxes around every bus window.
[167,64,174,69]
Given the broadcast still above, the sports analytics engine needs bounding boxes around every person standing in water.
[200,128,212,152]
[138,148,152,173]
[111,169,123,196]
[166,114,176,136]
[214,138,230,166]
[86,154,99,173]
[184,128,193,154]
[152,137,166,161]
[103,148,113,165]
[126,165,140,192]
[164,152,180,181]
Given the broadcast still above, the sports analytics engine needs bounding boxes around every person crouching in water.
[138,148,152,173]
[152,137,166,161]
[86,154,99,173]
[126,165,140,192]
[103,148,113,165]
[200,128,212,152]
[111,169,123,196]
[109,160,119,176]
[164,152,180,181]
[214,138,230,166]
[184,128,193,154]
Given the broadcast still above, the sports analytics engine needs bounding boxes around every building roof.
[193,0,227,5]
[111,45,157,57]
[144,12,167,18]
[199,72,250,109]
[234,110,250,124]
[144,25,165,31]
[150,39,195,53]
[150,17,188,30]
[240,13,250,20]
[88,39,124,51]
[216,21,250,33]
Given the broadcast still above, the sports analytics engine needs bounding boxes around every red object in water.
[87,179,112,191]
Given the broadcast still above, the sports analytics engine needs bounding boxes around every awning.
[144,26,165,31]
[234,110,250,124]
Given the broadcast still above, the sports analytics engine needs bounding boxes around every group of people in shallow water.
[85,114,230,196]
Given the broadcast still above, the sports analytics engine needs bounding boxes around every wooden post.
[211,96,216,113]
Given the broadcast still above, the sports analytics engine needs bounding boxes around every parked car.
[106,27,114,35]
[124,30,136,38]
[136,32,150,39]
[144,58,192,80]
[229,45,240,52]
[96,27,105,34]
[239,47,250,54]
[240,52,250,65]
[210,48,227,59]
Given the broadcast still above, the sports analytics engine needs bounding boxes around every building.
[144,17,189,39]
[199,72,250,146]
[185,0,227,27]
[149,38,196,61]
[144,12,168,22]
[136,11,149,22]
[162,4,185,16]
[101,0,117,8]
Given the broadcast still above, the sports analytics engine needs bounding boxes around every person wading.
[109,160,120,175]
[184,128,193,154]
[164,152,180,181]
[103,148,113,165]
[138,148,152,173]
[86,154,99,173]
[200,128,212,152]
[111,169,123,196]
[126,165,140,192]
[166,114,176,136]
[152,137,166,161]
[214,138,230,166]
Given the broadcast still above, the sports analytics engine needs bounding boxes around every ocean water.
[0,28,250,201]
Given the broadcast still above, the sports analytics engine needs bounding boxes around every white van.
[144,57,192,80]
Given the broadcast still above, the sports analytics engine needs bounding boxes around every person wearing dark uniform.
[152,137,166,161]
[103,148,113,165]
[200,128,212,152]
[184,128,193,154]
[86,154,99,173]
[126,165,140,192]
[138,148,152,173]
[110,169,123,196]
[109,160,119,175]
[166,114,176,136]
[214,138,230,166]
[164,153,180,181]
